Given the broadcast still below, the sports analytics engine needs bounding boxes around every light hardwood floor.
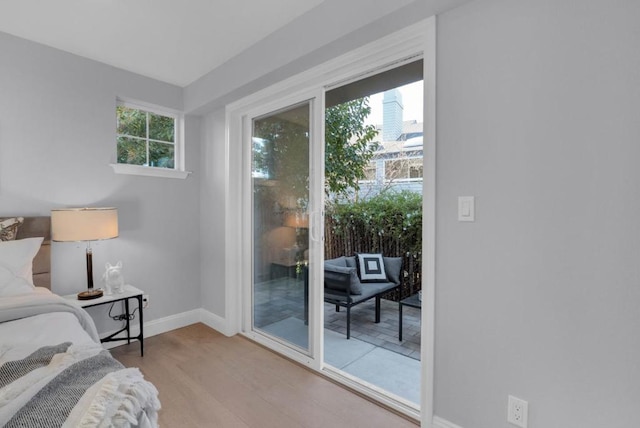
[111,323,418,428]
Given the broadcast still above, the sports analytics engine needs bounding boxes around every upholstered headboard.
[14,217,51,289]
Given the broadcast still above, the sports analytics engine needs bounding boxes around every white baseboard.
[198,308,232,336]
[100,308,204,350]
[433,416,464,428]
[146,309,201,337]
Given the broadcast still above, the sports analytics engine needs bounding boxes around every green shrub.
[325,191,423,299]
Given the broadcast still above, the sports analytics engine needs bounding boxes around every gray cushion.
[383,257,402,285]
[325,256,347,268]
[345,256,357,268]
[324,263,362,295]
[359,281,397,298]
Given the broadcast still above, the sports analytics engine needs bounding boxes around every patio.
[325,298,421,360]
[254,276,422,404]
[254,276,421,358]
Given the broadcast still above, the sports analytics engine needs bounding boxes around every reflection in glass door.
[251,102,310,352]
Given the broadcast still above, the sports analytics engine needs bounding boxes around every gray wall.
[184,0,417,113]
[0,32,202,331]
[199,108,227,316]
[435,0,640,427]
[183,0,476,114]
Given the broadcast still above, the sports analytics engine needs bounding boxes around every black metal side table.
[64,284,145,356]
[399,293,421,341]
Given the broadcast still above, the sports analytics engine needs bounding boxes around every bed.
[0,216,160,427]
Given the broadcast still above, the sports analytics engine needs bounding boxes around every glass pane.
[252,102,310,352]
[324,79,424,407]
[149,113,175,142]
[117,136,147,165]
[364,162,376,181]
[409,158,423,178]
[149,142,175,168]
[117,106,146,138]
[385,159,407,180]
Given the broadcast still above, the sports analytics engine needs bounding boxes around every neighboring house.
[360,119,424,198]
[355,87,425,199]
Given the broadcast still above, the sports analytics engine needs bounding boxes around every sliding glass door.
[250,100,317,354]
[231,21,431,420]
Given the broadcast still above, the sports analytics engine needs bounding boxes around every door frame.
[225,17,436,424]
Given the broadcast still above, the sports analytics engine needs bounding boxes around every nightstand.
[63,284,145,356]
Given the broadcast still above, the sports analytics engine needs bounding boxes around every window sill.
[110,164,191,179]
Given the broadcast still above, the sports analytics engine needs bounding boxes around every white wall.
[435,0,640,427]
[0,32,202,332]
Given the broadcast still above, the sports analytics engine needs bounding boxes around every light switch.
[458,196,475,222]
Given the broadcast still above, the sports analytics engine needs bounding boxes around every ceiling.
[0,0,325,87]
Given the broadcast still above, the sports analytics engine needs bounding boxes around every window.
[112,100,189,179]
[363,162,377,181]
[384,157,423,181]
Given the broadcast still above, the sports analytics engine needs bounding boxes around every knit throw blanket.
[0,343,160,427]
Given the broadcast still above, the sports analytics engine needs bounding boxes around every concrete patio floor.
[254,276,421,359]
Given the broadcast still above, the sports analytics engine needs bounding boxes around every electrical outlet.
[508,395,528,428]
[142,294,149,308]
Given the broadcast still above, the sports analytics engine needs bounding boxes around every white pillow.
[0,265,34,296]
[0,237,44,286]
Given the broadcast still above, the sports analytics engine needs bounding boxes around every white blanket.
[0,288,99,343]
[0,289,160,427]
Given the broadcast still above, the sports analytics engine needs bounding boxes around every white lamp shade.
[52,208,118,242]
[284,211,309,228]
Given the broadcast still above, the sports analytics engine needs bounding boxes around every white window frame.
[111,98,190,179]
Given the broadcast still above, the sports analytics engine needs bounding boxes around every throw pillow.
[383,256,403,285]
[0,217,24,241]
[324,264,363,294]
[356,253,387,282]
[345,256,357,269]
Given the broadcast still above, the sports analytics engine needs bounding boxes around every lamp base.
[77,288,104,300]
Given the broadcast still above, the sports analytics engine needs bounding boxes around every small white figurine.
[103,261,124,294]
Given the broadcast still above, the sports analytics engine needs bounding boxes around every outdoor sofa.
[323,255,402,339]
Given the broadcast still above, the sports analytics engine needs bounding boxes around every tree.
[325,98,378,199]
[252,98,378,204]
[116,106,175,168]
[253,107,310,205]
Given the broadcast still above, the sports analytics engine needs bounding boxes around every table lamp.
[284,210,309,261]
[52,207,118,300]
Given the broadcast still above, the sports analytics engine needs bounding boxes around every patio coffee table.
[399,293,421,341]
